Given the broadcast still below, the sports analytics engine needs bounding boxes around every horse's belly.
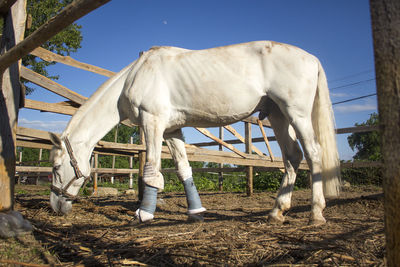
[170,87,263,128]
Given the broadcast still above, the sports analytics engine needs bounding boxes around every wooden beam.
[223,125,267,158]
[16,140,53,150]
[15,126,299,168]
[257,119,275,161]
[195,127,247,158]
[242,116,271,127]
[20,66,87,104]
[191,125,377,148]
[30,47,116,77]
[0,0,111,72]
[335,125,379,134]
[23,98,136,128]
[15,160,383,177]
[17,126,57,140]
[24,99,77,115]
[191,136,277,147]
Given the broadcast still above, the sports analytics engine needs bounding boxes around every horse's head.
[49,133,90,214]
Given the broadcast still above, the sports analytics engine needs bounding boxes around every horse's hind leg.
[164,129,206,221]
[285,109,326,225]
[266,102,303,224]
[135,112,165,222]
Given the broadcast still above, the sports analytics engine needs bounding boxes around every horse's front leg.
[135,113,165,222]
[164,129,206,221]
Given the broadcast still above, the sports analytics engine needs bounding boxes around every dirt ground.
[1,185,385,266]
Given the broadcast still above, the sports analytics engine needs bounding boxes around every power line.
[330,78,376,90]
[329,69,374,83]
[332,93,377,105]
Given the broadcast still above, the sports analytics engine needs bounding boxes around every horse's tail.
[312,61,341,197]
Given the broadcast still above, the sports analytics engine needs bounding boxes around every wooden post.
[218,127,224,191]
[370,0,400,265]
[245,122,253,196]
[129,136,134,189]
[36,148,42,185]
[17,151,22,185]
[111,125,118,184]
[138,127,146,201]
[93,153,98,196]
[0,0,26,212]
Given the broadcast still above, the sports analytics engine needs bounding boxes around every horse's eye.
[53,165,61,171]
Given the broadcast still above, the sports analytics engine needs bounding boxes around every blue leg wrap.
[140,184,158,214]
[183,177,204,213]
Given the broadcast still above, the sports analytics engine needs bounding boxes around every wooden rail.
[16,46,382,192]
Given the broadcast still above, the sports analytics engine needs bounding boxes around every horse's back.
[124,41,320,128]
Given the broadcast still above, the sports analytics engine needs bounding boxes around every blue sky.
[19,0,377,160]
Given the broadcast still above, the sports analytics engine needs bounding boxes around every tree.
[347,113,381,161]
[0,0,83,94]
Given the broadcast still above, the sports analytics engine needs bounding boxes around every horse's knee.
[143,162,164,189]
[177,165,192,181]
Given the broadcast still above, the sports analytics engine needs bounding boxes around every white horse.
[49,41,341,225]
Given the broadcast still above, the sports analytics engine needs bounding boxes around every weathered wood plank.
[0,0,111,72]
[242,116,271,127]
[195,127,247,158]
[223,125,266,158]
[20,66,87,104]
[192,125,377,147]
[191,136,277,147]
[24,99,77,115]
[335,125,379,134]
[257,119,275,161]
[30,47,116,77]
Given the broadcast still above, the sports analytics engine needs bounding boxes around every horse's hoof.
[308,217,326,226]
[267,213,285,224]
[135,209,154,223]
[187,213,204,222]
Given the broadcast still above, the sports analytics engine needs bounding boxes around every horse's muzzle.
[50,192,73,214]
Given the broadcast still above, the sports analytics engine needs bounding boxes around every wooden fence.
[13,19,381,195]
[15,44,381,194]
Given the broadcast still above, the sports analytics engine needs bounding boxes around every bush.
[341,166,382,186]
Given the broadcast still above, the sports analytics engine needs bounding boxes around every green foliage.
[253,172,281,192]
[17,147,52,167]
[347,113,381,161]
[98,125,140,169]
[341,166,382,186]
[0,0,83,94]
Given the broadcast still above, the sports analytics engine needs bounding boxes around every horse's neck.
[62,61,136,163]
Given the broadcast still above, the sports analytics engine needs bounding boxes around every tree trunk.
[0,0,26,212]
[370,0,400,265]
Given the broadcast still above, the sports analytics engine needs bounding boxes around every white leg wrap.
[135,209,154,222]
[143,162,164,190]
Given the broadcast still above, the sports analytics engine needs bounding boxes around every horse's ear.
[49,132,62,148]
